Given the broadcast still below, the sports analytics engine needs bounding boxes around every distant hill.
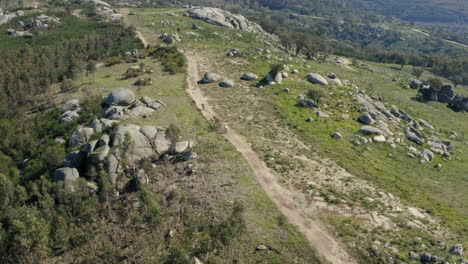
[350,0,467,24]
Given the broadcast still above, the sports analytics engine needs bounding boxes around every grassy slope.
[55,44,323,262]
[123,8,467,259]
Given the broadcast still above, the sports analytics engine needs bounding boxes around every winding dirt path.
[184,51,356,264]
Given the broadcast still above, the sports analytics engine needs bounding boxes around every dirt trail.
[136,31,148,47]
[184,51,356,264]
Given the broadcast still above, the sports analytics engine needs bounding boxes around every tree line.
[0,23,142,117]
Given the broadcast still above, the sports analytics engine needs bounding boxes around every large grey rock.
[112,125,154,162]
[307,73,328,86]
[61,98,81,113]
[90,119,103,133]
[53,168,79,183]
[105,154,119,175]
[136,169,149,186]
[359,113,374,125]
[103,106,125,120]
[105,88,135,106]
[188,7,263,33]
[406,130,425,146]
[410,79,422,89]
[242,72,258,81]
[450,244,463,256]
[174,141,189,153]
[359,126,384,135]
[154,131,171,155]
[421,253,431,264]
[422,149,434,162]
[127,106,155,118]
[202,72,221,83]
[89,145,109,163]
[140,126,158,140]
[328,78,342,86]
[159,33,181,44]
[409,251,419,260]
[100,118,118,128]
[438,85,455,104]
[69,127,94,146]
[80,0,111,8]
[60,111,80,124]
[147,100,165,110]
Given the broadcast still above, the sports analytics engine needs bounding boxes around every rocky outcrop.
[159,33,181,44]
[188,7,263,33]
[419,84,468,112]
[53,167,80,183]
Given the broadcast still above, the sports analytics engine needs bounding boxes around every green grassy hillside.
[124,7,467,263]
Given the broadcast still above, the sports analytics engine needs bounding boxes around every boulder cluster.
[54,88,195,191]
[354,91,454,163]
[307,72,343,86]
[408,244,465,264]
[159,33,181,44]
[6,14,60,38]
[412,80,468,112]
[201,72,235,88]
[187,6,263,33]
[0,9,24,26]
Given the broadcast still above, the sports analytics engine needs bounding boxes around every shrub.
[60,79,78,93]
[150,46,186,74]
[428,78,443,91]
[306,88,326,107]
[269,64,285,77]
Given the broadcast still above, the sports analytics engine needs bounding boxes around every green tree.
[307,88,326,107]
[412,67,424,79]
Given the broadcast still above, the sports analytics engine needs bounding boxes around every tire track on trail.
[183,51,357,264]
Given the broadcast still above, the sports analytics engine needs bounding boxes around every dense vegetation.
[0,12,143,117]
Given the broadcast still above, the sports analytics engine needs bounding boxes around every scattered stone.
[409,251,419,260]
[421,253,431,264]
[283,88,290,93]
[359,126,384,135]
[256,245,268,251]
[183,150,197,161]
[406,130,425,146]
[373,135,386,143]
[450,244,463,256]
[332,132,342,139]
[219,80,235,87]
[242,72,258,81]
[306,117,314,122]
[159,33,181,44]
